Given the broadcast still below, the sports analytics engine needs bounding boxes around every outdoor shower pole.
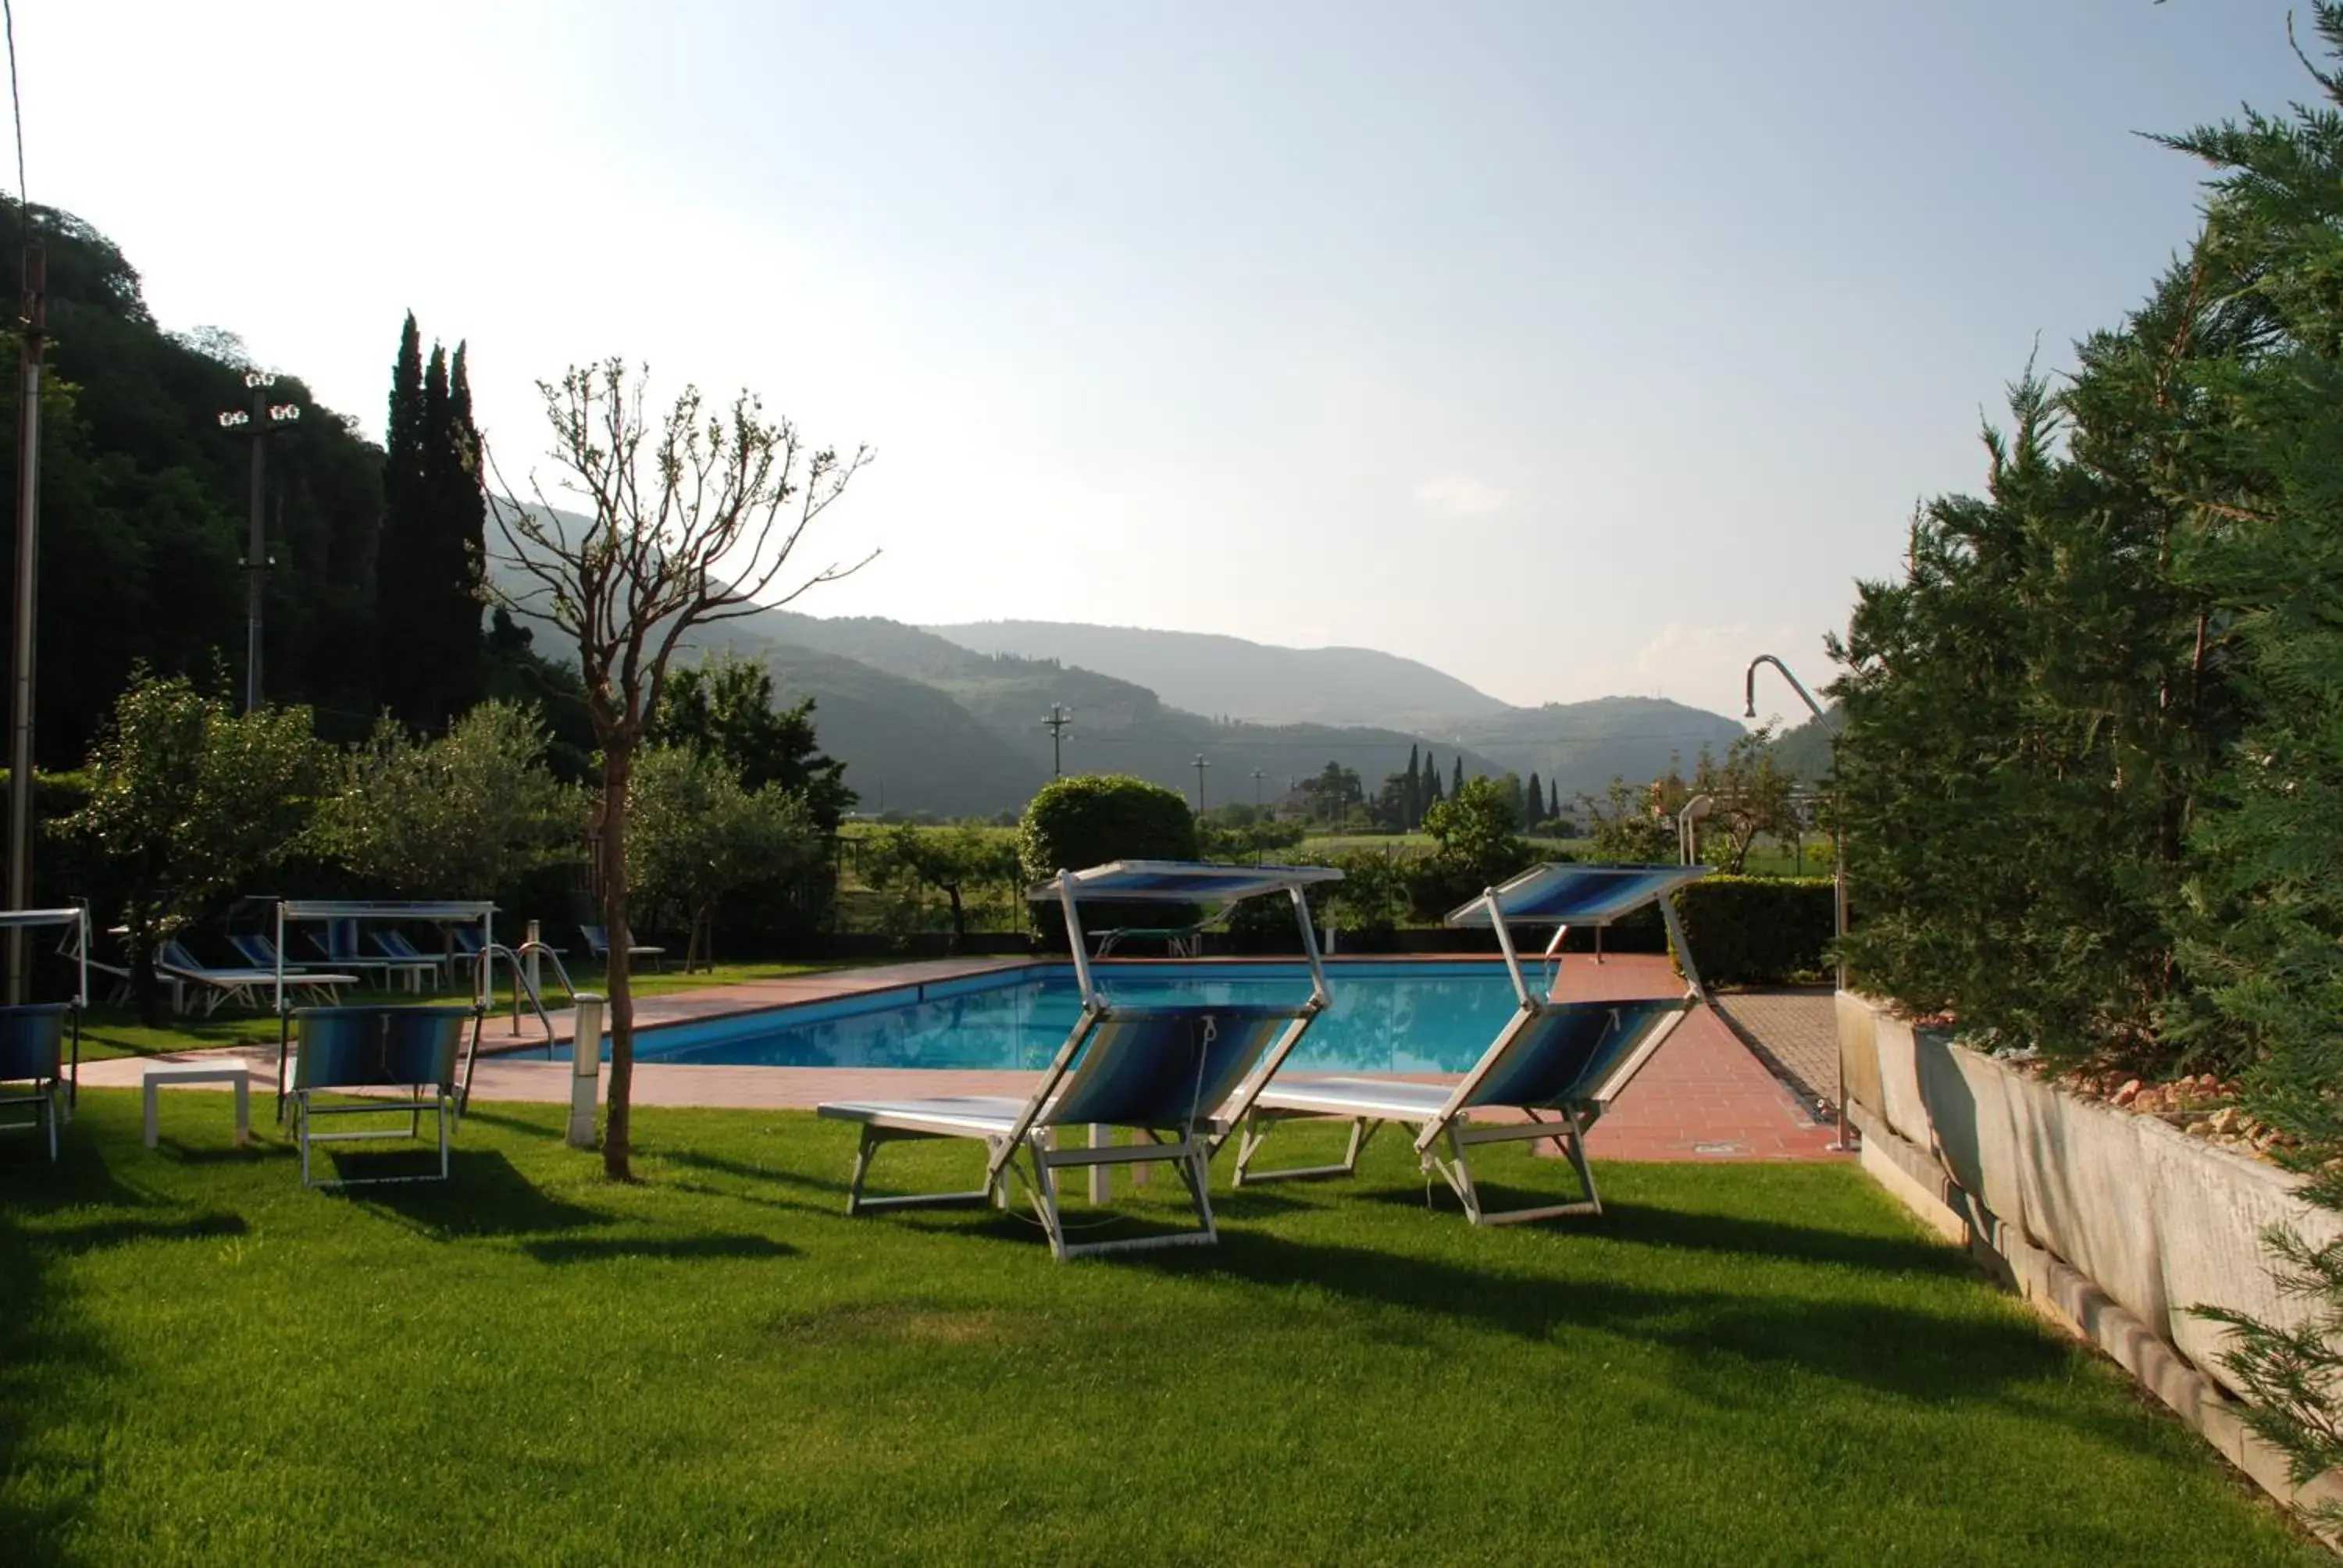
[1744,652,1853,1151]
[5,240,45,1004]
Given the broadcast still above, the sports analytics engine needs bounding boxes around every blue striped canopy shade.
[293,1006,469,1092]
[0,1003,67,1083]
[1462,998,1689,1110]
[1443,864,1709,928]
[1026,861,1345,905]
[1041,1006,1297,1131]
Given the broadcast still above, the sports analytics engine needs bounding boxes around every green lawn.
[72,959,861,1061]
[0,1096,2316,1565]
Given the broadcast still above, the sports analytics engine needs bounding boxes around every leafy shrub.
[1671,876,1833,987]
[1018,775,1197,949]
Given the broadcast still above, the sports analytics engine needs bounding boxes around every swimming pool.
[612,960,1538,1074]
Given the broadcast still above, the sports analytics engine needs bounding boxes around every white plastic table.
[142,1060,251,1148]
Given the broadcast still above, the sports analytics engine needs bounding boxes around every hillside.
[925,619,1512,728]
[1767,707,1842,782]
[1446,697,1749,802]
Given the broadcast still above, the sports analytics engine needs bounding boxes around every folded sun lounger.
[818,860,1345,1260]
[1232,863,1709,1226]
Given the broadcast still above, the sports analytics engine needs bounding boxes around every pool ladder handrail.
[480,939,583,1050]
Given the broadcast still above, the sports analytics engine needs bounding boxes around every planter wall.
[1841,989,2343,1528]
[1840,988,2343,1403]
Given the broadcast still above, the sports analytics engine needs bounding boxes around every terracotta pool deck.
[79,953,1842,1163]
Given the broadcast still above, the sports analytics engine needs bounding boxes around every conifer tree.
[1404,743,1421,829]
[1525,769,1544,827]
[1452,755,1464,796]
[1425,756,1443,807]
[378,314,430,729]
[378,321,489,734]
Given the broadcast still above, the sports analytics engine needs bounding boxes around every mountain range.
[489,516,1762,817]
[697,608,1758,818]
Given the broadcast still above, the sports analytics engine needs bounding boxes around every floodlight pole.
[5,239,45,1004]
[1745,651,1851,1151]
[217,374,301,713]
[1192,753,1209,812]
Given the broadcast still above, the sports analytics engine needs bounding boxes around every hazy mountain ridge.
[925,618,1514,728]
[489,513,1743,816]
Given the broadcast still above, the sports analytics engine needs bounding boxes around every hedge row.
[1668,875,1833,988]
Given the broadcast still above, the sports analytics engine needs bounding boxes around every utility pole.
[1041,704,1072,776]
[6,236,44,1003]
[1250,767,1265,810]
[216,372,301,712]
[1192,753,1209,812]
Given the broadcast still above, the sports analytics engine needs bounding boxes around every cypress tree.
[1453,755,1464,796]
[378,314,428,729]
[379,327,490,733]
[1550,778,1561,819]
[1526,770,1543,827]
[439,341,487,718]
[1425,756,1444,806]
[1404,743,1421,828]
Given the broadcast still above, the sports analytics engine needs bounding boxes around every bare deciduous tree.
[487,358,872,1179]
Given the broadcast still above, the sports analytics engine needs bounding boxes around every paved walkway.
[82,954,1842,1164]
[1710,987,1839,1117]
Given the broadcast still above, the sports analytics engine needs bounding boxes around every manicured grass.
[71,959,863,1061]
[0,1096,2316,1565]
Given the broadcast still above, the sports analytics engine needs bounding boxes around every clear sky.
[23,1,2316,721]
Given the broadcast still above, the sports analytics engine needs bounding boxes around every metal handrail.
[478,939,581,1049]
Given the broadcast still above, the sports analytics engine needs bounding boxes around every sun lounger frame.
[1233,864,1707,1224]
[822,861,1343,1260]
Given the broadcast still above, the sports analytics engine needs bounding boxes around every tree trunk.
[600,743,637,1181]
[128,904,166,1028]
[946,886,965,954]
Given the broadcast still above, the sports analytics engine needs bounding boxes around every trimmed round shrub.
[1018,775,1198,950]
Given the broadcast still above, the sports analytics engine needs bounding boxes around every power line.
[2,1,23,216]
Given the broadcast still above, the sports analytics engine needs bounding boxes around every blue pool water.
[614,961,1535,1074]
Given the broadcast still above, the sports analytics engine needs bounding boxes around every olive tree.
[489,360,871,1178]
[66,672,331,1023]
[316,699,583,898]
[628,746,821,971]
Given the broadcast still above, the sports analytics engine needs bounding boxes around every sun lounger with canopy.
[0,907,87,1160]
[1231,863,1709,1226]
[818,861,1344,1260]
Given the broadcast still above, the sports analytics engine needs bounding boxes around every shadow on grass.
[0,1131,245,1565]
[1337,1183,1964,1277]
[649,1145,840,1194]
[522,1232,797,1265]
[451,1105,569,1142]
[345,1149,605,1239]
[1142,1228,2065,1406]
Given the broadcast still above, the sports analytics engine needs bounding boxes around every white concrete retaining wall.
[1840,990,2343,1529]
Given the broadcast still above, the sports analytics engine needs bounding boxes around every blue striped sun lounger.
[288,1005,475,1188]
[0,1003,70,1162]
[1232,863,1710,1226]
[818,861,1345,1260]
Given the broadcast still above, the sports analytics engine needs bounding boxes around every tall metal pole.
[6,238,43,1003]
[1745,652,1849,1149]
[244,382,266,713]
[1192,753,1208,811]
[1042,704,1072,777]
